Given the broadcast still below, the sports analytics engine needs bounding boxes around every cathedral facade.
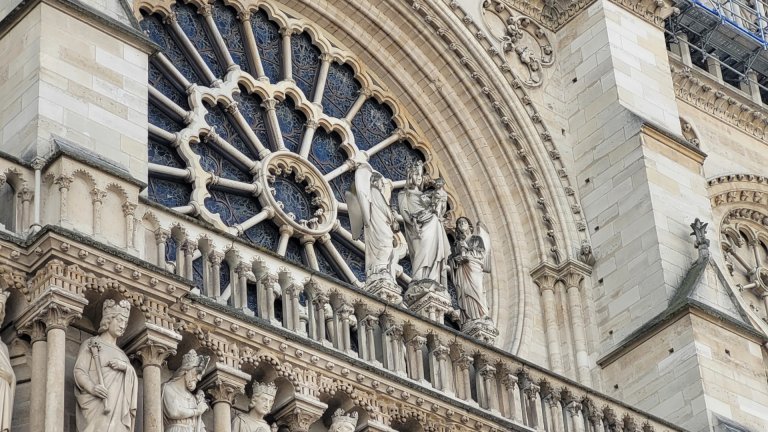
[0,0,766,431]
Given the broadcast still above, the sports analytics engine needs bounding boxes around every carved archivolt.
[481,2,554,87]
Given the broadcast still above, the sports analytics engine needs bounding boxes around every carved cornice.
[671,62,768,143]
[606,0,677,28]
[708,174,768,210]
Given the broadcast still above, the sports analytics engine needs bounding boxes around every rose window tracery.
[139,0,442,287]
[721,211,768,324]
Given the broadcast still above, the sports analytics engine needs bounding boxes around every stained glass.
[193,257,204,289]
[211,1,249,73]
[272,174,314,221]
[220,260,231,295]
[291,32,320,98]
[351,99,397,151]
[165,236,178,263]
[275,97,305,153]
[149,102,184,133]
[148,138,185,169]
[242,220,280,251]
[205,189,261,226]
[368,141,425,182]
[308,129,346,175]
[321,62,360,118]
[331,236,365,282]
[141,13,203,84]
[316,247,342,280]
[148,177,191,208]
[251,10,281,83]
[246,281,258,312]
[285,237,304,266]
[175,2,225,80]
[329,171,354,203]
[148,62,189,110]
[234,87,271,152]
[204,103,258,161]
[191,142,252,182]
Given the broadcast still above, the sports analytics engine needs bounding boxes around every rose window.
[139,1,434,286]
[721,215,768,324]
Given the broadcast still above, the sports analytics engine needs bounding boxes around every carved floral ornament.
[481,1,554,87]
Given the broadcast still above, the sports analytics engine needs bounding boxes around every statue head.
[405,161,424,190]
[370,172,385,191]
[329,409,358,432]
[172,349,209,392]
[249,381,277,417]
[455,217,473,239]
[98,299,131,337]
[433,177,445,190]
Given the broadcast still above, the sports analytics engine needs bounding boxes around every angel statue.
[450,217,492,322]
[346,162,398,280]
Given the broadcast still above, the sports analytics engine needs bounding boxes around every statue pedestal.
[366,275,403,305]
[404,279,452,322]
[462,318,499,344]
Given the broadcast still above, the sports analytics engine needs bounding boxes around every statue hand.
[92,384,109,399]
[107,360,127,371]
[196,401,209,415]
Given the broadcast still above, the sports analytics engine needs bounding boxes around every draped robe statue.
[231,381,276,432]
[397,162,451,285]
[346,163,398,280]
[162,350,210,432]
[0,291,14,432]
[450,217,492,322]
[74,299,138,432]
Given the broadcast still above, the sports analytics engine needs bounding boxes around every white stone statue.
[0,291,14,432]
[450,217,492,322]
[329,409,358,432]
[231,381,277,432]
[74,299,137,432]
[397,161,451,285]
[162,349,210,432]
[346,162,399,281]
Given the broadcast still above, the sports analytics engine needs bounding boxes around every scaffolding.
[667,0,768,102]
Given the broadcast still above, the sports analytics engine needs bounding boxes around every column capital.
[567,401,583,416]
[200,362,251,405]
[273,396,327,432]
[16,319,47,343]
[124,323,182,368]
[17,287,88,333]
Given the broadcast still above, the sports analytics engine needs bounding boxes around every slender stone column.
[568,402,585,432]
[90,188,107,236]
[455,354,474,402]
[122,202,137,248]
[209,252,224,297]
[126,326,181,432]
[532,270,564,374]
[502,372,522,422]
[337,303,354,352]
[238,11,267,80]
[434,345,452,393]
[235,262,249,310]
[548,395,564,432]
[17,321,47,432]
[564,269,591,385]
[312,292,329,342]
[42,304,85,432]
[312,53,333,105]
[478,364,499,412]
[19,186,33,230]
[201,364,251,432]
[154,229,170,268]
[525,383,545,432]
[407,336,426,381]
[182,240,197,280]
[54,175,73,225]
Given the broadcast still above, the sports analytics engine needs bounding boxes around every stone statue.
[690,218,710,259]
[328,409,358,432]
[346,162,399,281]
[450,217,492,322]
[0,291,14,432]
[578,240,596,266]
[162,349,210,432]
[397,161,451,285]
[74,299,137,432]
[231,381,277,432]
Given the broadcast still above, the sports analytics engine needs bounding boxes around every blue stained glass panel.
[148,62,189,110]
[284,237,304,266]
[321,62,360,118]
[204,103,258,161]
[191,142,251,182]
[316,247,342,280]
[204,189,261,226]
[351,99,397,151]
[446,277,460,309]
[251,10,281,83]
[193,257,204,288]
[272,175,313,221]
[368,141,425,182]
[148,177,191,208]
[275,98,305,153]
[291,32,320,98]
[174,3,225,79]
[331,237,365,282]
[234,88,271,152]
[165,236,178,263]
[330,171,354,203]
[149,103,184,133]
[141,14,203,84]
[149,138,185,169]
[242,220,280,251]
[308,130,346,175]
[246,281,258,312]
[211,1,249,73]
[337,213,352,232]
[220,261,231,295]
